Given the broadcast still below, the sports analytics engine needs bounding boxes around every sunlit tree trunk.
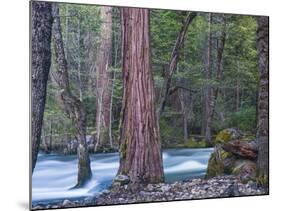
[256,16,269,181]
[31,1,53,173]
[52,4,92,187]
[95,7,113,151]
[117,8,164,184]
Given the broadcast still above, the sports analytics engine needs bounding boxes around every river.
[32,148,213,205]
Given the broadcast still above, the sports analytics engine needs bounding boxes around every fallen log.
[222,140,258,160]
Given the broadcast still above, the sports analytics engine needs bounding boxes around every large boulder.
[206,128,257,182]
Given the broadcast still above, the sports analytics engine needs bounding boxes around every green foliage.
[43,5,261,152]
[256,174,269,185]
[160,117,183,144]
[229,106,256,131]
[183,138,208,148]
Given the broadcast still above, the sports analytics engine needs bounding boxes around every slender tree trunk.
[204,13,213,143]
[179,89,193,143]
[205,15,226,144]
[95,7,113,152]
[77,17,83,102]
[49,121,53,152]
[109,22,120,148]
[117,8,164,184]
[41,124,48,152]
[52,4,92,187]
[157,12,197,118]
[201,90,207,136]
[31,1,53,173]
[256,16,269,181]
[64,5,68,60]
[236,78,240,112]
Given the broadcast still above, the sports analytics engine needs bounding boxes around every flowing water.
[32,148,213,205]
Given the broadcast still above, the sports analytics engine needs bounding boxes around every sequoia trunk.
[52,4,92,187]
[256,16,269,181]
[31,1,53,173]
[117,8,164,184]
[95,7,113,152]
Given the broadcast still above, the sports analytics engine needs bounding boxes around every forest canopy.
[42,4,259,150]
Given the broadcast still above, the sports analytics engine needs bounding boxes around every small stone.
[160,185,170,192]
[147,184,154,191]
[114,174,130,185]
[33,205,44,210]
[62,199,74,207]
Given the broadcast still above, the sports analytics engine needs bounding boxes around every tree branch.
[168,85,199,95]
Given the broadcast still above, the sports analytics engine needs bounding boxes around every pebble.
[32,175,268,209]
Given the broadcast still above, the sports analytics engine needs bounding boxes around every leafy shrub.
[229,106,256,131]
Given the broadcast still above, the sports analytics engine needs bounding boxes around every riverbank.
[32,175,268,210]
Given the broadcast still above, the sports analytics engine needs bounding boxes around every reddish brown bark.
[222,140,258,160]
[117,8,164,184]
[31,1,53,173]
[95,7,113,151]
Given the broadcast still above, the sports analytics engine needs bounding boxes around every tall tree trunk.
[52,4,92,187]
[157,12,197,117]
[256,16,269,181]
[77,17,83,102]
[201,90,207,135]
[179,89,193,143]
[203,13,213,143]
[117,8,164,184]
[205,14,226,144]
[31,1,53,173]
[95,7,113,152]
[236,78,240,112]
[49,121,53,152]
[64,5,68,60]
[109,18,120,148]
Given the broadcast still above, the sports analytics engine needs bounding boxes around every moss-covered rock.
[232,160,256,182]
[206,152,224,178]
[206,129,257,182]
[215,128,242,144]
[206,147,235,178]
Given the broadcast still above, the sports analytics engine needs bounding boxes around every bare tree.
[52,4,92,187]
[157,12,197,118]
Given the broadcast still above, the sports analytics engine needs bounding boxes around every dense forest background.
[41,4,259,152]
[31,2,268,207]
